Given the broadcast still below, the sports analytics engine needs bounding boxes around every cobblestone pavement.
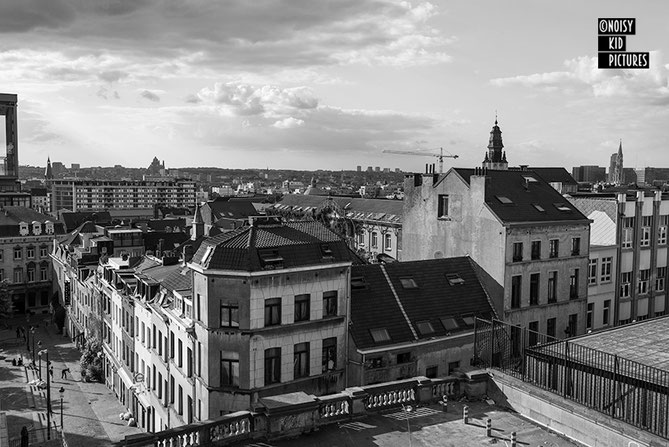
[0,317,141,446]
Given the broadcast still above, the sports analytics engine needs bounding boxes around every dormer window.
[32,221,42,235]
[259,249,284,270]
[399,277,418,289]
[19,222,29,236]
[445,273,465,285]
[45,221,54,235]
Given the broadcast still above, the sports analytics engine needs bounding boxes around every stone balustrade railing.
[115,374,475,447]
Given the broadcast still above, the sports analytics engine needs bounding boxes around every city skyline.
[1,1,668,171]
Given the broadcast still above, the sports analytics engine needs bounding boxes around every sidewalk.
[0,317,142,446]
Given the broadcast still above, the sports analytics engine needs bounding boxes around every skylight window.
[461,315,475,326]
[445,273,465,286]
[320,244,334,259]
[399,277,418,289]
[496,196,513,204]
[351,276,366,290]
[441,317,459,331]
[370,328,391,343]
[554,203,572,212]
[523,176,538,182]
[416,321,435,335]
[533,204,546,212]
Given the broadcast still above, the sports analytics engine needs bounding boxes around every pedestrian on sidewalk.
[49,365,54,379]
[61,367,70,379]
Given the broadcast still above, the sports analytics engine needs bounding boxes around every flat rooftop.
[239,400,578,447]
[572,316,669,370]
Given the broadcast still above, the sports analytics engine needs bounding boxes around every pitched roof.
[191,219,360,271]
[350,257,496,350]
[567,196,618,223]
[515,167,578,186]
[0,207,66,237]
[60,211,112,231]
[453,168,589,224]
[273,195,403,224]
[200,198,258,226]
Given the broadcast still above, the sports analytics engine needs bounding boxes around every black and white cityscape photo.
[1,1,669,446]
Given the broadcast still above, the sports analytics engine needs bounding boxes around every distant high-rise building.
[395,168,401,173]
[356,166,362,172]
[374,166,380,172]
[0,93,20,192]
[366,166,373,172]
[572,165,606,183]
[71,163,80,170]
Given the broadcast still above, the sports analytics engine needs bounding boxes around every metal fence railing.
[474,318,669,440]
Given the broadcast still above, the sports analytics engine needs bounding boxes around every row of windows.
[219,338,337,387]
[357,231,393,251]
[3,265,49,283]
[510,269,580,308]
[263,291,338,327]
[219,292,339,329]
[528,313,578,341]
[621,216,668,249]
[586,300,611,330]
[9,246,50,261]
[619,267,666,297]
[512,237,581,262]
[587,257,613,285]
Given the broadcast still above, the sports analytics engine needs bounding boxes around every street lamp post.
[37,341,42,380]
[59,387,65,432]
[402,404,413,447]
[30,327,35,364]
[45,350,51,440]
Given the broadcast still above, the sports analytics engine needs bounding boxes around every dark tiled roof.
[453,168,589,224]
[61,221,101,246]
[512,167,578,185]
[191,220,358,271]
[201,198,258,226]
[60,211,111,231]
[273,195,403,223]
[0,207,66,237]
[350,257,496,350]
[143,232,190,252]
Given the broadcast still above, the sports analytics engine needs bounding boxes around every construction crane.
[382,147,459,174]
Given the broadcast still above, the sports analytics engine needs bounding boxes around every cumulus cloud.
[272,117,305,129]
[491,53,669,105]
[140,89,161,102]
[196,82,318,118]
[98,70,128,84]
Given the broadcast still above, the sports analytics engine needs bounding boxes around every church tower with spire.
[45,157,53,182]
[482,117,508,170]
[614,140,624,185]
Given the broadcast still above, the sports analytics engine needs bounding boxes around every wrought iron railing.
[474,318,669,440]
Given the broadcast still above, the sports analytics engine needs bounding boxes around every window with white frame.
[622,217,634,248]
[620,271,632,298]
[600,257,612,283]
[640,216,651,247]
[659,215,668,245]
[656,267,666,292]
[638,269,650,294]
[371,232,378,249]
[384,233,392,251]
[588,259,598,285]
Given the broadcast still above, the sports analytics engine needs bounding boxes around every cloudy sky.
[2,0,668,172]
